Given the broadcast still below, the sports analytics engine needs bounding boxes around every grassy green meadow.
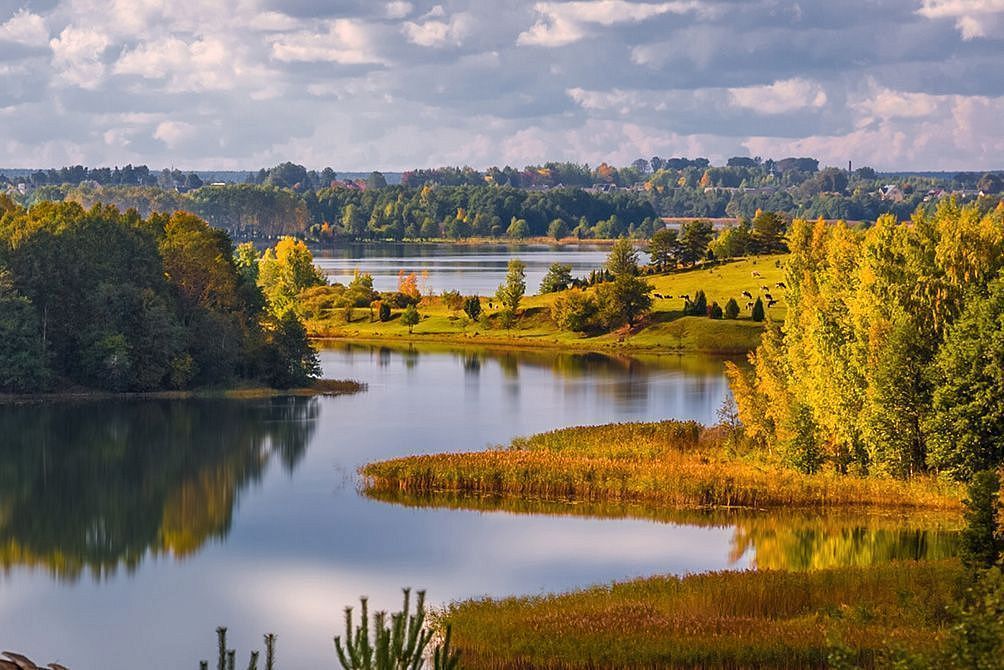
[307,255,788,354]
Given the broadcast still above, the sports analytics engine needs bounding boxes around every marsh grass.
[439,561,967,670]
[362,421,964,512]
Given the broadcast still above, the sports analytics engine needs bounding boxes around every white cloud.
[917,0,1004,39]
[248,11,303,32]
[402,13,473,47]
[153,120,198,148]
[729,78,828,114]
[386,1,414,19]
[112,36,277,95]
[50,26,110,88]
[567,87,674,113]
[851,82,943,121]
[270,19,387,64]
[0,9,49,47]
[518,1,715,47]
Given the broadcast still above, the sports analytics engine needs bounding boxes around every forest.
[728,199,1004,481]
[5,158,1002,242]
[0,197,318,393]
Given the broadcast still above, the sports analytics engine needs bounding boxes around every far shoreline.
[0,378,366,405]
[311,332,752,357]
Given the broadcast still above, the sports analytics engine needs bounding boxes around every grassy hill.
[305,255,788,355]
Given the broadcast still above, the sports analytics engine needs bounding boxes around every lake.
[0,343,958,669]
[312,242,647,294]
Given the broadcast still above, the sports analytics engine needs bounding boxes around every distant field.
[307,255,789,355]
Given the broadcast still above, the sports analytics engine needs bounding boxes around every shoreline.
[0,378,366,404]
[310,332,741,356]
[361,420,964,513]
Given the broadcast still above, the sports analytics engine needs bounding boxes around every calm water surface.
[0,343,957,669]
[312,242,647,294]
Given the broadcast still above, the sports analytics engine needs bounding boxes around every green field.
[306,255,788,354]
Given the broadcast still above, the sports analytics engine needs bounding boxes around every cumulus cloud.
[0,9,49,47]
[917,0,1004,39]
[729,78,828,114]
[402,12,473,47]
[270,19,388,64]
[386,1,414,19]
[518,1,714,47]
[50,26,110,88]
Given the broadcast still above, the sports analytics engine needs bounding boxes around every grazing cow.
[742,290,753,299]
[653,293,663,299]
[751,271,762,278]
[764,293,773,301]
[775,282,787,289]
[760,285,770,291]
[681,294,691,302]
[768,299,778,307]
[745,301,754,310]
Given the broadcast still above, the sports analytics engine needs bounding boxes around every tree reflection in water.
[0,397,318,581]
[365,490,961,572]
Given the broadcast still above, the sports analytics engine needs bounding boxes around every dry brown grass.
[362,421,964,511]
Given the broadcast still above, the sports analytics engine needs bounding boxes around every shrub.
[751,296,765,322]
[724,297,740,319]
[498,308,517,329]
[961,470,1004,569]
[463,295,481,321]
[551,289,598,333]
[441,290,464,314]
[709,301,724,319]
[684,290,708,316]
[401,304,420,333]
[378,301,391,322]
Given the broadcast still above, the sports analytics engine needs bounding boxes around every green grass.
[439,561,967,669]
[306,256,788,354]
[362,421,964,512]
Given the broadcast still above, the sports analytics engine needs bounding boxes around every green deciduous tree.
[0,271,48,391]
[551,289,598,332]
[257,237,326,315]
[597,275,653,329]
[401,304,420,333]
[495,259,526,311]
[548,218,569,240]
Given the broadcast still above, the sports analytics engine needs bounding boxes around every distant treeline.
[0,196,318,393]
[4,158,1003,241]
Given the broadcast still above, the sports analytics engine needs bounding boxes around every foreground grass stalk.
[441,561,967,670]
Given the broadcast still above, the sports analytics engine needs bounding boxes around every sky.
[1,0,1003,171]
